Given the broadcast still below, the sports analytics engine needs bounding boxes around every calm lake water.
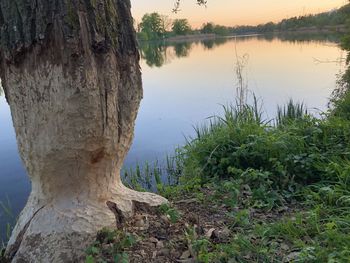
[0,34,346,240]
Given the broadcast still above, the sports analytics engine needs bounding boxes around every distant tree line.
[230,3,350,35]
[137,13,192,41]
[137,3,350,41]
[201,22,230,36]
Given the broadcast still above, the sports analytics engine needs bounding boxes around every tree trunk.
[0,0,167,261]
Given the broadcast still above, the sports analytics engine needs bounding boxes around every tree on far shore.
[139,13,166,40]
[172,19,192,35]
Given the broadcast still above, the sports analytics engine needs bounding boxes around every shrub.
[177,100,350,208]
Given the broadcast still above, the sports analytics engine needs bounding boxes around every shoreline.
[138,24,347,43]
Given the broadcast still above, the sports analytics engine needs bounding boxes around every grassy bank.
[168,101,350,261]
[83,96,350,263]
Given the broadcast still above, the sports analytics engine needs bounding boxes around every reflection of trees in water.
[139,43,168,67]
[201,38,229,50]
[224,33,342,44]
[201,40,214,50]
[139,41,193,67]
[139,38,232,67]
[173,42,192,57]
[256,32,343,44]
[139,33,344,67]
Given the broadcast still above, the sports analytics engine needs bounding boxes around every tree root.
[6,184,167,262]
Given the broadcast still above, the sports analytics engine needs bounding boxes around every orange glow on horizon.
[132,0,348,28]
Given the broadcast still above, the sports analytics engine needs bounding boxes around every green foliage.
[0,197,15,247]
[182,160,350,262]
[121,151,183,195]
[0,247,8,263]
[341,32,350,51]
[184,225,213,263]
[162,94,350,262]
[172,19,191,35]
[334,8,350,103]
[158,204,181,223]
[139,13,166,40]
[200,22,231,36]
[201,22,215,34]
[136,31,149,41]
[256,175,350,262]
[118,91,350,261]
[82,86,350,263]
[276,100,308,126]
[331,90,350,120]
[212,25,230,36]
[0,202,13,262]
[0,199,13,220]
[199,22,232,36]
[192,238,211,262]
[232,3,350,35]
[85,228,136,263]
[176,98,350,208]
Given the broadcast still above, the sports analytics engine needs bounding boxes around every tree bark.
[0,0,167,261]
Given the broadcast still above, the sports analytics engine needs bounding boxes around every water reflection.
[139,33,343,67]
[174,42,192,58]
[272,32,343,44]
[201,38,228,50]
[139,38,230,67]
[139,41,193,67]
[139,43,168,67]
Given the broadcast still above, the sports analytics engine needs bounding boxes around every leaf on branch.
[173,0,207,13]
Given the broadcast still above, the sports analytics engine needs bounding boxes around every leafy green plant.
[85,228,136,263]
[0,197,16,250]
[192,238,211,263]
[276,99,308,126]
[158,204,181,223]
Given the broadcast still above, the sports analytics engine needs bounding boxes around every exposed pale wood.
[0,1,167,261]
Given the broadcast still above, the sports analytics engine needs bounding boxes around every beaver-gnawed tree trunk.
[0,0,167,261]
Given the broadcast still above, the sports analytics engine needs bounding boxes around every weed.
[85,228,136,263]
[158,204,181,223]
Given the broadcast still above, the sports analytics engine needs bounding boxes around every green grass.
[85,228,136,263]
[0,197,15,258]
[158,203,181,223]
[120,97,350,262]
[121,155,182,193]
[178,99,350,262]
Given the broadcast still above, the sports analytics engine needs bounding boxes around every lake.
[0,34,346,241]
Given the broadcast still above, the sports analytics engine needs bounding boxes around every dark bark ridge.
[0,0,138,88]
[0,0,137,57]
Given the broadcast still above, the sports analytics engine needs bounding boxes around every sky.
[131,0,348,28]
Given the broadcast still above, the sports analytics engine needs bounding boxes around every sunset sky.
[132,0,348,28]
